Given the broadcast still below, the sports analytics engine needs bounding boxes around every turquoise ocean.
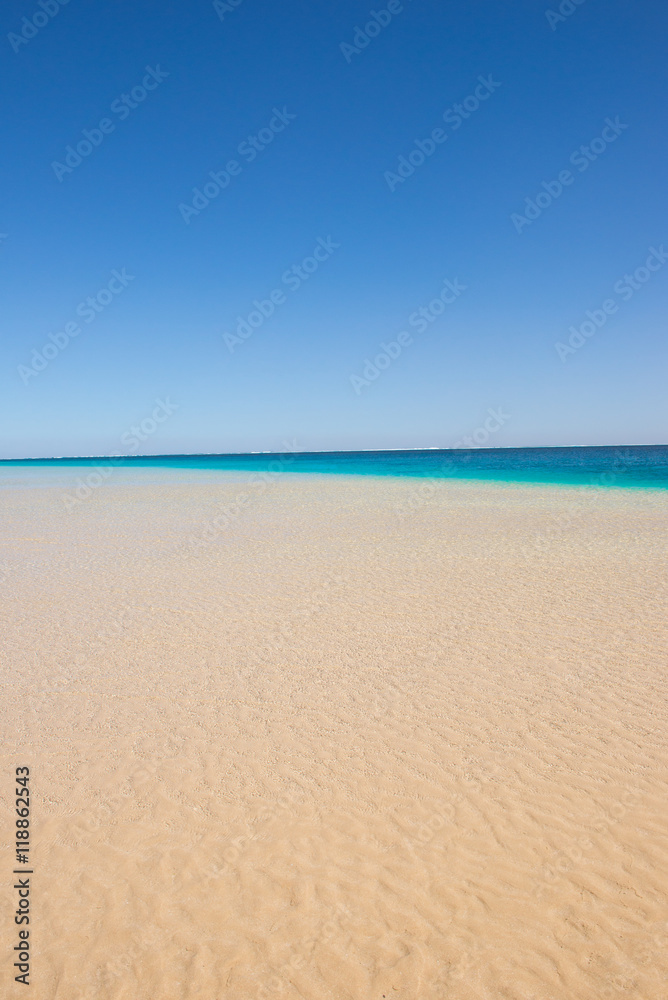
[1,445,667,490]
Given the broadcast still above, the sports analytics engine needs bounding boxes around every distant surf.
[1,444,667,489]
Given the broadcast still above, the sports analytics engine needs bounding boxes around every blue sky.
[1,0,666,458]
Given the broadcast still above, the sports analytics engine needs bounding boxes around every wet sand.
[1,470,667,999]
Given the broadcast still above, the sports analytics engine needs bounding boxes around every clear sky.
[1,0,666,458]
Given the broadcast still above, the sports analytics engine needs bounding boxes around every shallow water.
[2,443,668,489]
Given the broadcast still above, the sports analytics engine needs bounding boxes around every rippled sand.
[1,470,667,999]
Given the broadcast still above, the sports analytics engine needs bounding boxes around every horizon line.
[1,443,667,463]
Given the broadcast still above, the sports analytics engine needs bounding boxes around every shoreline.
[2,464,668,494]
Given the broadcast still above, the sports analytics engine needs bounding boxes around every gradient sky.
[1,0,666,458]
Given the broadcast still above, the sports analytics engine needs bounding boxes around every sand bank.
[1,471,667,999]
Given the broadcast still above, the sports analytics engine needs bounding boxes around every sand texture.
[1,470,667,1000]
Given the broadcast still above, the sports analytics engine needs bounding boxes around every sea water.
[1,445,667,489]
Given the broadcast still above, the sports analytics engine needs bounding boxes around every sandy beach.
[1,470,667,1000]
